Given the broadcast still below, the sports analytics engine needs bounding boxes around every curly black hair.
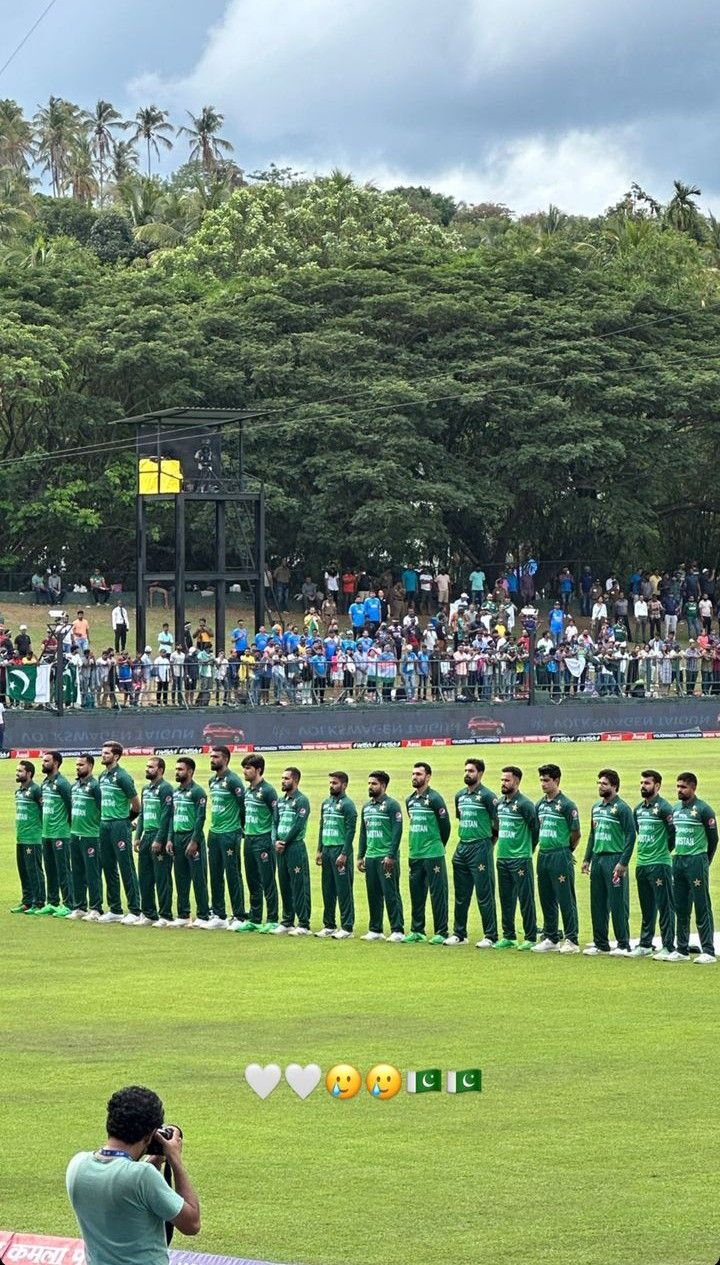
[106,1085,164,1143]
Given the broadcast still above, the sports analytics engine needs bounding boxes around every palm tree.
[130,106,174,177]
[114,175,166,227]
[0,99,34,174]
[0,187,33,242]
[666,180,703,238]
[67,138,98,204]
[84,99,126,204]
[33,95,84,196]
[109,139,139,186]
[177,105,233,173]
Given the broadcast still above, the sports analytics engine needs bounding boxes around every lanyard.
[98,1147,133,1160]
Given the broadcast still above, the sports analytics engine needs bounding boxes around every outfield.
[2,740,718,1265]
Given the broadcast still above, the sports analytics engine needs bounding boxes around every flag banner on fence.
[406,1068,442,1094]
[35,663,52,704]
[447,1068,482,1094]
[0,1231,292,1265]
[7,665,38,703]
[63,664,79,705]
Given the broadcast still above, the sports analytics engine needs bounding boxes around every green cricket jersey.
[138,778,174,843]
[208,771,245,834]
[276,790,310,845]
[16,783,43,844]
[41,772,72,840]
[584,796,635,865]
[99,766,136,821]
[319,794,358,850]
[171,782,207,841]
[672,797,718,857]
[70,776,102,839]
[536,792,580,852]
[454,784,498,843]
[496,791,538,860]
[242,779,277,837]
[406,788,450,859]
[358,795,403,859]
[633,795,675,866]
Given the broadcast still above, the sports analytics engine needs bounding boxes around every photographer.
[66,1085,200,1264]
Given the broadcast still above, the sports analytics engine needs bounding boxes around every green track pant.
[409,855,449,937]
[277,841,311,929]
[17,843,45,908]
[100,819,140,916]
[537,847,579,944]
[243,832,276,923]
[497,856,537,942]
[364,856,404,934]
[320,844,355,931]
[673,853,714,955]
[42,836,73,908]
[208,831,246,922]
[171,833,210,920]
[636,863,675,951]
[452,839,497,941]
[589,852,630,951]
[69,835,103,913]
[137,832,174,921]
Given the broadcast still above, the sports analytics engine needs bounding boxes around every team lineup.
[10,741,717,963]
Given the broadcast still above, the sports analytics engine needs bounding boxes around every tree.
[0,99,34,174]
[130,106,174,177]
[0,173,34,243]
[392,185,458,226]
[109,139,139,185]
[33,96,84,197]
[177,105,233,174]
[666,180,703,240]
[67,138,98,204]
[84,100,126,204]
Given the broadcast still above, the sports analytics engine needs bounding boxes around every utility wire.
[0,0,59,81]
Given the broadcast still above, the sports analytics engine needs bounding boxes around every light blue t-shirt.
[66,1152,184,1265]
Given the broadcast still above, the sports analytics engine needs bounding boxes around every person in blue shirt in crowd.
[417,648,430,700]
[363,591,382,634]
[548,602,565,646]
[283,626,300,654]
[310,649,328,703]
[254,626,270,653]
[402,567,418,603]
[231,622,248,653]
[324,632,340,661]
[349,598,366,637]
[401,646,418,701]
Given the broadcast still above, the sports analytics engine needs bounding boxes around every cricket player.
[532,763,581,953]
[67,754,104,922]
[404,762,450,943]
[134,756,174,926]
[239,752,278,932]
[445,758,499,947]
[98,741,141,924]
[582,768,635,956]
[40,750,74,917]
[631,770,676,960]
[168,757,211,928]
[495,765,539,950]
[357,770,404,942]
[316,771,357,939]
[204,745,247,930]
[669,771,717,963]
[12,760,45,914]
[273,767,312,935]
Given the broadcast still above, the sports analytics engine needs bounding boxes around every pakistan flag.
[6,663,76,705]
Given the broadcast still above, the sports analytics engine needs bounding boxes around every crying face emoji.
[366,1064,402,1100]
[325,1064,362,1099]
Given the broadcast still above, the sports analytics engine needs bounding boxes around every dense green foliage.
[1,93,720,578]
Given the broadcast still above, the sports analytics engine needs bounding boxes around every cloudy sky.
[4,0,720,214]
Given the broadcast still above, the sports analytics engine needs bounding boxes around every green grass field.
[2,741,719,1265]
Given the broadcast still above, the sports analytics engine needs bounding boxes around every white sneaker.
[190,918,213,928]
[667,950,691,962]
[195,916,227,929]
[332,929,353,939]
[225,918,242,930]
[609,947,631,956]
[629,946,654,957]
[288,926,311,936]
[531,938,560,953]
[475,937,494,949]
[83,910,101,922]
[271,924,291,934]
[98,912,124,924]
[135,915,154,927]
[315,928,336,938]
[151,918,170,928]
[694,953,717,964]
[443,935,466,946]
[121,913,140,925]
[559,941,580,954]
[170,918,190,928]
[583,946,610,956]
[67,909,86,920]
[361,931,385,941]
[387,931,404,942]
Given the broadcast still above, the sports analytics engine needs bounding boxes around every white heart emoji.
[285,1063,322,1100]
[244,1063,282,1099]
